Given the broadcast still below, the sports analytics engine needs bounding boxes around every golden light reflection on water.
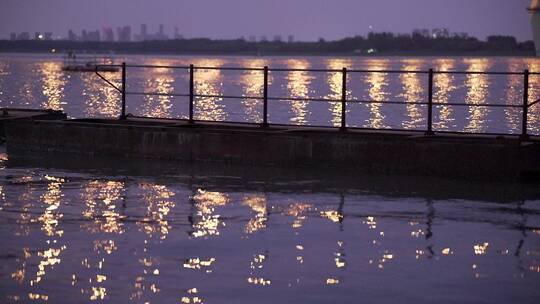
[31,175,67,287]
[247,277,271,286]
[243,195,267,234]
[320,210,343,223]
[38,62,67,111]
[19,78,36,106]
[239,59,268,123]
[474,242,489,255]
[181,287,203,304]
[0,61,7,103]
[81,180,125,234]
[433,59,457,131]
[28,293,49,301]
[364,216,377,229]
[82,73,121,118]
[140,62,175,118]
[138,183,175,239]
[364,59,390,129]
[524,58,540,133]
[464,59,491,133]
[248,252,271,286]
[326,278,339,285]
[377,250,395,269]
[32,245,67,286]
[12,176,38,237]
[334,241,346,269]
[286,59,315,125]
[326,59,352,127]
[183,257,216,272]
[399,59,425,130]
[283,202,313,228]
[191,189,229,237]
[504,59,523,133]
[90,286,107,300]
[193,59,227,121]
[2,179,540,301]
[39,175,65,237]
[442,247,454,255]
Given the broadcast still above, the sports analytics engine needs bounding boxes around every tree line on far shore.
[0,32,535,56]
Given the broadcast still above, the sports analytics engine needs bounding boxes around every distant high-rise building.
[116,26,132,42]
[155,24,168,40]
[44,32,53,40]
[248,35,257,42]
[82,29,100,42]
[125,25,132,41]
[136,24,148,41]
[141,24,147,36]
[174,26,183,39]
[260,35,268,42]
[103,27,114,42]
[287,35,294,43]
[134,23,168,41]
[10,33,16,40]
[273,35,282,42]
[142,24,147,39]
[68,29,78,41]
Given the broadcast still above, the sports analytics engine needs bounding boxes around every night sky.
[0,0,535,41]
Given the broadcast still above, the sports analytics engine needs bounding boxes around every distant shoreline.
[0,36,536,57]
[0,49,535,58]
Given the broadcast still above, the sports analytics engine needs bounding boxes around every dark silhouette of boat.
[62,52,119,72]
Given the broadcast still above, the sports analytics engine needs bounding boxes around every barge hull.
[4,117,540,181]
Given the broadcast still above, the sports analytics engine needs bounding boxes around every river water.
[0,53,539,134]
[0,54,539,303]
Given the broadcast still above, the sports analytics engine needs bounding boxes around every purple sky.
[0,0,535,41]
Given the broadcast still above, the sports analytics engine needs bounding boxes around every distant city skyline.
[7,25,485,43]
[0,0,535,41]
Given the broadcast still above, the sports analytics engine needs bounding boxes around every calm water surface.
[0,53,539,134]
[0,151,539,303]
[0,54,540,303]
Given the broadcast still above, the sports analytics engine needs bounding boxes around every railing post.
[120,62,126,120]
[262,66,269,127]
[426,68,434,135]
[189,64,194,124]
[340,67,347,131]
[521,69,530,140]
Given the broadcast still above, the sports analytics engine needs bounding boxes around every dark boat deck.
[3,108,539,181]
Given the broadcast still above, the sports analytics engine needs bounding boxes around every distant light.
[51,48,56,53]
[368,25,373,30]
[38,34,43,39]
[366,48,376,54]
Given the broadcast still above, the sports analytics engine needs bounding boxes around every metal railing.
[95,62,540,140]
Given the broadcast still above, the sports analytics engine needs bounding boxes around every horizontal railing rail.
[94,63,539,139]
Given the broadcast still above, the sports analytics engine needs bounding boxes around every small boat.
[62,52,119,72]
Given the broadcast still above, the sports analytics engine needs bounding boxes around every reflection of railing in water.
[95,63,540,139]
